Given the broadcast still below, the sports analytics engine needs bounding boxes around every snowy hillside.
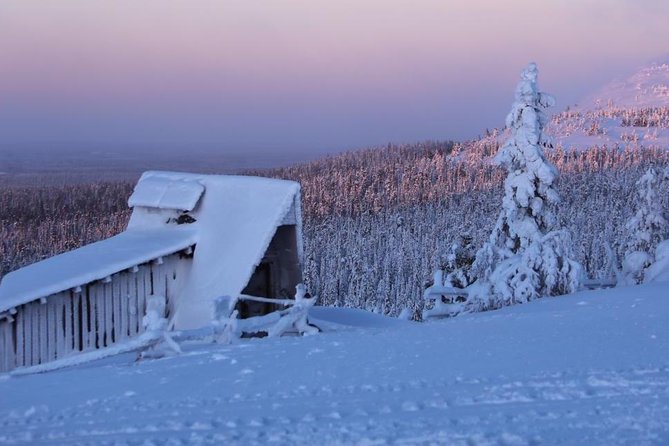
[469,63,669,152]
[549,63,669,150]
[1,283,668,445]
[579,63,669,110]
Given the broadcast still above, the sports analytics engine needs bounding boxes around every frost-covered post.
[268,284,320,337]
[468,63,583,309]
[139,294,182,359]
[212,296,239,344]
[622,168,669,284]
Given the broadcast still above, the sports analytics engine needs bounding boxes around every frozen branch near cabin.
[212,296,240,345]
[267,284,320,337]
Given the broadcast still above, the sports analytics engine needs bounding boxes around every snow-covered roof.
[0,228,197,313]
[127,172,302,329]
[0,171,303,329]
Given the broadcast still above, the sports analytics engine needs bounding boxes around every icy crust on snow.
[128,176,205,211]
[0,228,197,313]
[128,171,302,330]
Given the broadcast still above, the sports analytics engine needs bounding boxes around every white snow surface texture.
[2,283,668,445]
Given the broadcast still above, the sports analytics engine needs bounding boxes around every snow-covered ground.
[1,283,668,445]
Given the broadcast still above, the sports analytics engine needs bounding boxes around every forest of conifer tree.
[2,133,668,319]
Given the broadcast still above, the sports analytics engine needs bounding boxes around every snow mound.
[309,307,410,329]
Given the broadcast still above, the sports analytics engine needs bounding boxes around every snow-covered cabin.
[0,172,304,372]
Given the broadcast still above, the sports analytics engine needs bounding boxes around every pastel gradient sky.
[1,0,669,153]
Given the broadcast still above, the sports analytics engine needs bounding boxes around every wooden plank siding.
[0,316,15,372]
[0,250,191,373]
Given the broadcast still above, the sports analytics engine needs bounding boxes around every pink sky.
[1,0,668,152]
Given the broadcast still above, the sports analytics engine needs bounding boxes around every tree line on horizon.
[2,104,669,318]
[2,145,667,318]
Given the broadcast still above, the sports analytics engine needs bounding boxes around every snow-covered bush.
[644,240,669,283]
[622,168,669,284]
[468,63,583,309]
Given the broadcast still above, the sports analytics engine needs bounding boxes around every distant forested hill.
[3,137,667,318]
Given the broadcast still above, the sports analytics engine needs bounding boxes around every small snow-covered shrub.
[644,240,669,283]
[622,251,653,285]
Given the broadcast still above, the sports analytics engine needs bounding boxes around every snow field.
[1,282,668,445]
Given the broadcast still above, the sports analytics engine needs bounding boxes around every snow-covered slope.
[579,63,669,110]
[548,63,669,151]
[1,283,668,445]
[467,63,669,153]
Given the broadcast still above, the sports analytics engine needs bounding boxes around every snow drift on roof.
[0,228,197,313]
[128,172,302,329]
[128,176,205,211]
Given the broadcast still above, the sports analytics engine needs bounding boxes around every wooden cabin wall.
[0,251,190,372]
[237,224,303,319]
[0,317,14,373]
[273,225,303,297]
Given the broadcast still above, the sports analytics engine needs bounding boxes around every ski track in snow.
[1,283,669,445]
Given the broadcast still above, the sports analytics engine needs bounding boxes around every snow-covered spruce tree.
[622,167,669,284]
[443,233,476,289]
[467,63,583,310]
